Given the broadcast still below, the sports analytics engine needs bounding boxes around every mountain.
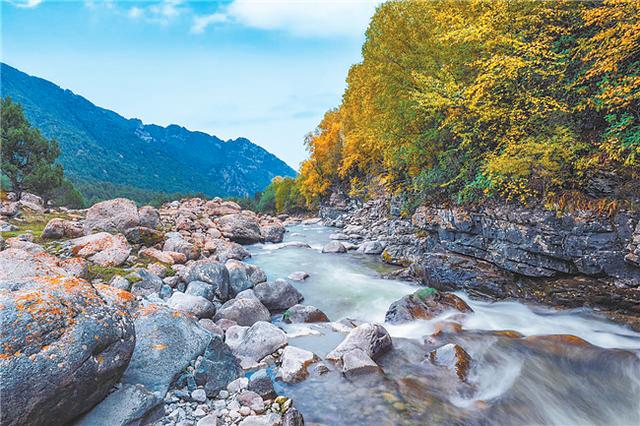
[0,63,296,201]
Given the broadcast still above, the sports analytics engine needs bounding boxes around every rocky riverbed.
[1,192,639,425]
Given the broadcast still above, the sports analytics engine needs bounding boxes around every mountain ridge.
[0,62,296,201]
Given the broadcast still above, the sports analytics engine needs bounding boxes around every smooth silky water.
[247,224,640,426]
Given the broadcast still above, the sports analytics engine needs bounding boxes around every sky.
[1,0,381,169]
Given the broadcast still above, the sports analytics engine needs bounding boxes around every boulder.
[41,218,84,239]
[428,343,471,382]
[138,205,161,229]
[357,241,385,255]
[139,247,175,264]
[248,369,276,399]
[0,201,19,217]
[278,346,318,383]
[121,304,211,396]
[84,198,140,234]
[198,318,224,338]
[5,238,45,254]
[76,384,164,426]
[0,276,135,426]
[0,248,67,281]
[218,213,263,244]
[326,323,392,362]
[227,321,287,363]
[239,413,284,426]
[322,241,346,253]
[213,297,271,326]
[167,292,216,319]
[283,304,329,323]
[163,236,199,260]
[225,259,267,296]
[130,269,164,298]
[18,193,44,213]
[124,226,164,246]
[185,280,217,301]
[283,407,305,426]
[194,335,243,397]
[329,233,349,241]
[287,271,309,281]
[206,239,251,262]
[67,232,131,267]
[340,348,379,376]
[385,288,472,324]
[237,390,265,413]
[187,260,231,301]
[260,223,285,243]
[254,279,303,312]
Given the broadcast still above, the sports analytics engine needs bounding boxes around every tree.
[1,97,64,201]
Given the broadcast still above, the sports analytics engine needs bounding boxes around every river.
[247,223,640,426]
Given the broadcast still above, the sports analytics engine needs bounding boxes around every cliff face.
[320,194,640,327]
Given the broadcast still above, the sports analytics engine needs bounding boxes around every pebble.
[193,408,207,417]
[239,406,251,416]
[191,389,207,403]
[227,377,249,394]
[218,390,229,399]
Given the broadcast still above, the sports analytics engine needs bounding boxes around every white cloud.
[128,6,143,20]
[191,12,227,34]
[10,0,43,8]
[190,0,380,37]
[225,0,381,38]
[148,0,185,23]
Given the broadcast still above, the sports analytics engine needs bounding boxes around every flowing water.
[247,224,640,426]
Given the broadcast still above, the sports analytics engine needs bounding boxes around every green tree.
[1,97,64,202]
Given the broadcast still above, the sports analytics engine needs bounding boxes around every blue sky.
[1,0,380,169]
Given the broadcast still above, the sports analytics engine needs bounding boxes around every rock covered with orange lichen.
[65,232,132,267]
[0,275,135,426]
[0,248,67,281]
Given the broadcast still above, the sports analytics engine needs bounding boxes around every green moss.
[416,287,438,300]
[282,310,291,320]
[164,267,176,277]
[87,264,132,283]
[1,211,75,243]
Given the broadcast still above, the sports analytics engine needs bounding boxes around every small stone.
[218,390,229,399]
[193,408,207,417]
[191,389,207,403]
[227,377,249,394]
[239,406,251,416]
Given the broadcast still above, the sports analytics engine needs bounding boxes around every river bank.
[317,194,640,331]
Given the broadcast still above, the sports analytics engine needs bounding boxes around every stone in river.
[385,287,472,324]
[322,240,347,253]
[253,279,303,311]
[428,343,471,382]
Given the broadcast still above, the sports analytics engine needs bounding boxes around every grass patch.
[416,287,438,300]
[1,211,75,243]
[87,264,133,283]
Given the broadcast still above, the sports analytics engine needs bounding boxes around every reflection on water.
[247,223,640,426]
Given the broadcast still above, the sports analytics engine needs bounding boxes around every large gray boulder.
[84,198,140,234]
[138,205,161,229]
[0,248,68,281]
[260,223,285,243]
[187,260,231,301]
[357,241,385,255]
[41,218,84,240]
[206,239,251,262]
[121,304,211,396]
[254,279,303,312]
[185,280,217,301]
[225,259,267,296]
[76,384,164,426]
[326,323,392,362]
[283,304,329,323]
[163,236,199,260]
[213,297,271,326]
[322,241,346,253]
[218,213,262,244]
[194,335,243,397]
[124,226,164,246]
[167,292,216,319]
[130,269,164,298]
[0,277,135,426]
[278,346,318,383]
[66,232,132,267]
[227,321,287,363]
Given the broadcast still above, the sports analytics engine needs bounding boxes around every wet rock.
[238,413,283,426]
[327,323,392,362]
[283,304,329,323]
[357,241,385,255]
[84,198,140,234]
[121,304,211,396]
[340,348,380,376]
[67,232,132,267]
[213,297,271,326]
[282,407,304,426]
[226,259,267,296]
[260,223,286,243]
[248,369,276,399]
[227,321,287,363]
[138,205,161,229]
[167,292,216,319]
[130,269,164,298]
[278,346,318,383]
[218,213,263,244]
[76,384,164,426]
[287,271,309,281]
[322,241,346,253]
[428,343,471,382]
[272,241,311,250]
[254,279,303,311]
[329,232,350,240]
[206,239,251,262]
[385,288,472,324]
[124,226,164,246]
[187,260,231,301]
[0,276,135,426]
[193,335,243,398]
[41,218,83,239]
